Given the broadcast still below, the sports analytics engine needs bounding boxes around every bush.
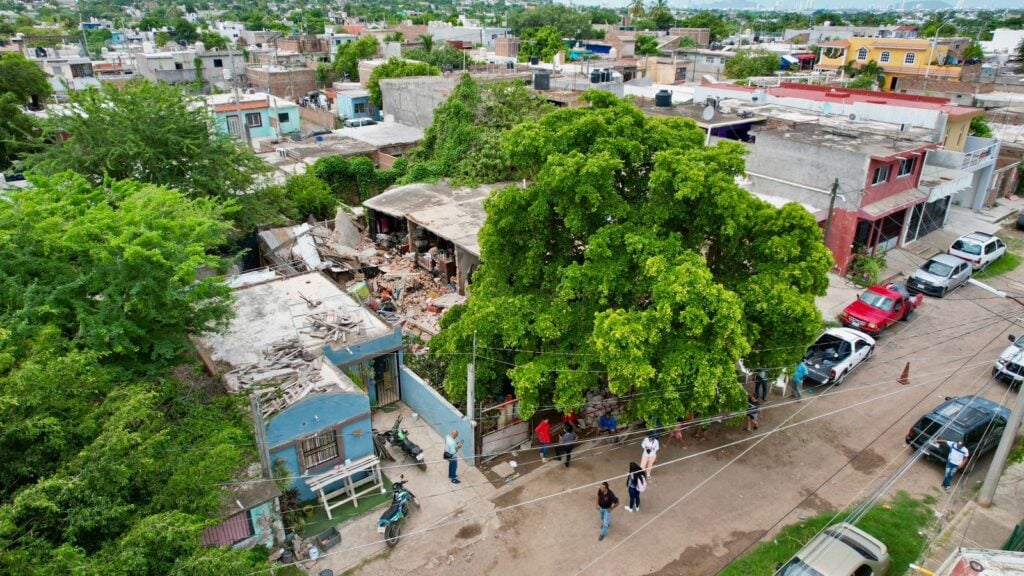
[847,249,886,286]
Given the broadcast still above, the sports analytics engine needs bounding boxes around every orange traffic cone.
[898,362,910,386]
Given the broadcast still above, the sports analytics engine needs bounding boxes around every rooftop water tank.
[655,90,672,107]
[590,69,601,83]
[534,71,550,91]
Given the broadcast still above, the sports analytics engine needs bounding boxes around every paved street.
[343,222,1024,576]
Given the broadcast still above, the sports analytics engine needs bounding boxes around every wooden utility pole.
[978,385,1024,507]
[823,178,840,245]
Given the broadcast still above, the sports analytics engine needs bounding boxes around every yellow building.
[815,37,961,92]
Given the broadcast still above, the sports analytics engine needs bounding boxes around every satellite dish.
[822,102,832,115]
[849,113,857,121]
[702,105,716,121]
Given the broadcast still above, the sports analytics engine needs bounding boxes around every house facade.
[815,37,961,92]
[134,49,245,89]
[206,93,302,139]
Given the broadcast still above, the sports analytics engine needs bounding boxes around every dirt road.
[352,241,1024,576]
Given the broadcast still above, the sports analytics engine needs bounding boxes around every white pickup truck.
[804,328,876,386]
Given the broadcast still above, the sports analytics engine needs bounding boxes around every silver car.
[774,523,890,576]
[906,253,971,298]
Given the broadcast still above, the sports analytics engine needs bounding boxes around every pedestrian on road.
[640,432,660,479]
[555,423,578,468]
[755,369,769,402]
[935,439,970,491]
[596,482,619,541]
[535,417,552,463]
[792,360,808,400]
[664,417,686,448]
[445,430,464,484]
[625,462,647,512]
[745,394,761,432]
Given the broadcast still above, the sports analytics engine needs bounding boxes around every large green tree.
[0,52,52,105]
[0,93,43,171]
[518,26,565,63]
[678,11,733,43]
[723,48,782,79]
[367,57,438,109]
[0,172,235,362]
[334,35,379,80]
[26,81,267,206]
[431,93,831,423]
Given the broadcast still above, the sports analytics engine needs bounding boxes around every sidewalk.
[918,462,1024,571]
[308,403,496,575]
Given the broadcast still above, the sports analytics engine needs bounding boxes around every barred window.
[301,430,339,468]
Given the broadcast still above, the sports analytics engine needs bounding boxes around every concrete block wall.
[398,365,474,465]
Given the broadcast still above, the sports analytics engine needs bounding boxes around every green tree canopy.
[198,30,228,50]
[723,48,781,79]
[334,35,379,80]
[636,34,662,56]
[430,92,830,424]
[0,172,234,362]
[0,93,43,171]
[26,81,267,208]
[509,5,595,39]
[0,53,52,105]
[970,116,993,138]
[405,44,476,71]
[963,40,983,61]
[518,26,565,63]
[678,11,733,43]
[367,57,438,109]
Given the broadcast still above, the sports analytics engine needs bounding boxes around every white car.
[803,327,876,386]
[949,232,1006,270]
[774,523,890,576]
[344,117,378,128]
[993,334,1024,387]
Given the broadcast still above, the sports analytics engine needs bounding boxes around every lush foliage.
[0,53,52,105]
[333,35,379,81]
[723,48,781,79]
[678,11,734,43]
[518,26,565,63]
[508,5,603,39]
[963,40,984,61]
[400,74,552,185]
[970,116,993,138]
[0,173,235,362]
[313,155,406,204]
[367,57,438,109]
[405,45,477,71]
[431,93,831,423]
[198,30,229,50]
[25,81,267,219]
[846,248,886,287]
[721,492,933,576]
[0,93,43,171]
[282,173,340,221]
[636,35,662,57]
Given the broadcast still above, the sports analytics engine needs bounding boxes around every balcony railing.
[960,143,997,170]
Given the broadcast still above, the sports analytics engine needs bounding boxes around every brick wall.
[824,208,860,275]
[245,67,317,99]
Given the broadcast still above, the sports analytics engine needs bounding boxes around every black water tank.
[506,61,514,70]
[603,69,612,82]
[534,71,550,90]
[590,70,601,83]
[655,90,672,107]
[530,56,539,65]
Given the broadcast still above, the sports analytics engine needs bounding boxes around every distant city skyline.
[560,0,1022,11]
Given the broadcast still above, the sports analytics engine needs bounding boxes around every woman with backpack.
[625,462,647,512]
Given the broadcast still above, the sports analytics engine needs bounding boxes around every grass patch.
[720,492,933,576]
[300,474,394,539]
[975,252,1023,280]
[1010,436,1024,465]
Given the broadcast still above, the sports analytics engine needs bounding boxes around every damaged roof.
[362,181,509,257]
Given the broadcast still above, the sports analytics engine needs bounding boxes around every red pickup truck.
[840,283,923,335]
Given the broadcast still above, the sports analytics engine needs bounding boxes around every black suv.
[906,395,1010,463]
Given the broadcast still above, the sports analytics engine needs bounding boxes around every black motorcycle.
[374,416,426,471]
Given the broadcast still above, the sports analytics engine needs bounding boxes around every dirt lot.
[348,229,1024,576]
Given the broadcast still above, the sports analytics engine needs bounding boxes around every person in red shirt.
[563,409,579,432]
[535,417,552,463]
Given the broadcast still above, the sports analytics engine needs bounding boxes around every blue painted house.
[199,270,406,500]
[335,88,379,121]
[206,93,302,140]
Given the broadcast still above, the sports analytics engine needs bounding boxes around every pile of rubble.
[578,391,629,431]
[301,310,363,343]
[227,338,333,417]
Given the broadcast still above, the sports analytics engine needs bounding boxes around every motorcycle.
[377,475,420,547]
[375,416,426,471]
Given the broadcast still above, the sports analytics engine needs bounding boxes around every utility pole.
[979,364,1024,507]
[227,41,252,149]
[466,332,477,468]
[822,178,840,245]
[250,395,273,478]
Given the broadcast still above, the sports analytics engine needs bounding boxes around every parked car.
[803,328,876,386]
[344,117,378,128]
[905,395,1010,463]
[839,283,923,335]
[906,253,972,298]
[773,522,890,576]
[992,334,1024,388]
[949,232,1006,270]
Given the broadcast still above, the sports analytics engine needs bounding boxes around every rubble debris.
[227,338,335,417]
[302,311,363,342]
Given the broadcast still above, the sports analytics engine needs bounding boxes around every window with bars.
[857,48,868,61]
[904,53,915,65]
[880,51,891,63]
[301,430,339,468]
[245,112,263,128]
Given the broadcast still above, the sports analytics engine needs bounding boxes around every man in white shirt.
[640,433,660,479]
[936,439,969,491]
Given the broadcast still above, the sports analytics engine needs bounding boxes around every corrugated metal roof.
[202,511,253,547]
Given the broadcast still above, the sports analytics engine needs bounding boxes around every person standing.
[640,432,660,479]
[535,417,552,463]
[555,423,578,468]
[745,394,761,432]
[596,482,619,541]
[664,417,686,448]
[792,360,808,400]
[625,462,647,512]
[444,430,463,484]
[755,369,769,402]
[936,439,970,491]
